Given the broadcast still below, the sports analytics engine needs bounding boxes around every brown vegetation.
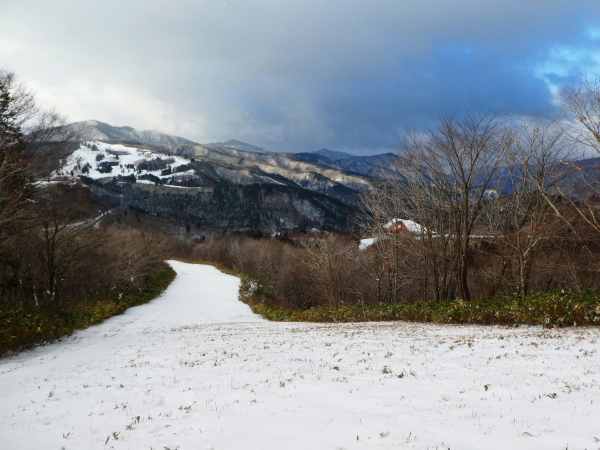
[193,80,600,316]
[0,70,170,309]
[4,68,600,334]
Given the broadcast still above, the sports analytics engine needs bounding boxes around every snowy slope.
[1,261,599,450]
[56,141,192,181]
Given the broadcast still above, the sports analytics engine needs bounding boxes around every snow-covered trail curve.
[1,261,600,450]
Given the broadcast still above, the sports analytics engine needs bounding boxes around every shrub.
[241,288,600,328]
[0,263,176,355]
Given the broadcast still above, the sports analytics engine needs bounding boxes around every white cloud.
[587,26,600,40]
[0,37,22,58]
[28,78,208,139]
[2,0,599,152]
[535,37,600,99]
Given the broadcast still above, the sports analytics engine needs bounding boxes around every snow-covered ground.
[56,141,191,181]
[1,261,599,450]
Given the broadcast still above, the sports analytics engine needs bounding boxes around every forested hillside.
[88,178,353,232]
[0,71,174,352]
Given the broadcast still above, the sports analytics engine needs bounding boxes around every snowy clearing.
[1,261,599,450]
[55,141,190,181]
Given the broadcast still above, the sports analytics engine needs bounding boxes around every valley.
[55,120,398,232]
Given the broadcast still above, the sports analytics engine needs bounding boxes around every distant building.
[360,218,429,250]
[383,218,426,234]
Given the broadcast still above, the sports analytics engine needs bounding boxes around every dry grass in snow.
[1,261,599,450]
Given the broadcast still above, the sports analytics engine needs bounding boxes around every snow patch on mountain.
[55,141,190,181]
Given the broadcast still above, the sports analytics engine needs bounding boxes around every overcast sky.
[1,1,599,154]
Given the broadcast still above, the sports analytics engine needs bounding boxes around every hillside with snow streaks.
[53,141,359,232]
[57,141,191,181]
[1,261,599,450]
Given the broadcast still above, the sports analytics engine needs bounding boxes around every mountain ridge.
[65,120,198,147]
[55,139,369,232]
[56,122,595,233]
[312,148,356,161]
[204,139,269,153]
[63,121,398,179]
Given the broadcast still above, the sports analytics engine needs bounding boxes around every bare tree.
[0,70,175,308]
[403,113,509,301]
[556,74,600,152]
[0,70,68,247]
[488,115,574,297]
[360,113,510,302]
[359,178,446,302]
[303,234,363,307]
[549,75,600,238]
[103,227,169,286]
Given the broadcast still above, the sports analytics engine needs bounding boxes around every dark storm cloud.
[318,42,556,151]
[1,0,599,154]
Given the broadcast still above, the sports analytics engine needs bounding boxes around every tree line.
[194,76,600,310]
[3,67,600,313]
[358,77,600,304]
[0,70,168,308]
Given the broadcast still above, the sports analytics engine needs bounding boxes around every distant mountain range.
[204,140,269,153]
[65,120,198,147]
[64,120,401,179]
[57,120,599,233]
[312,148,355,161]
[57,121,395,232]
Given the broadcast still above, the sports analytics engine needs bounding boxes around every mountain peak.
[204,140,269,153]
[312,148,355,161]
[64,120,198,146]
